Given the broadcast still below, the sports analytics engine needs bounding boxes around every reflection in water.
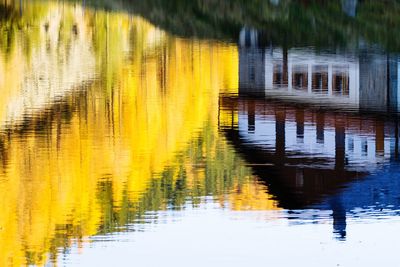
[239,28,400,112]
[220,95,398,195]
[0,2,278,265]
[1,0,400,266]
[219,93,400,240]
[219,29,400,240]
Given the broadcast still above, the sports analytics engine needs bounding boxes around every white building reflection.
[219,26,400,209]
[220,27,400,239]
[239,27,400,112]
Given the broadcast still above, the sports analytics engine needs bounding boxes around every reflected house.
[227,28,400,239]
[219,94,400,239]
[238,29,361,109]
[219,95,399,205]
[238,28,400,112]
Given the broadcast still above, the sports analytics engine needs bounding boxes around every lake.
[1,0,400,266]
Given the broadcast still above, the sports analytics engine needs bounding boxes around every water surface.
[1,1,400,266]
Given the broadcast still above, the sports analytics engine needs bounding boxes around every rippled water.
[1,0,400,266]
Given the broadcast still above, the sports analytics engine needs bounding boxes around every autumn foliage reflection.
[0,2,277,266]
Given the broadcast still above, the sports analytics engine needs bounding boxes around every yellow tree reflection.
[0,2,278,266]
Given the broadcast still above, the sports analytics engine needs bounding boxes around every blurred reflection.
[2,0,400,265]
[219,94,399,198]
[0,2,277,266]
[239,28,400,113]
[219,93,400,240]
[220,32,400,240]
[68,0,400,53]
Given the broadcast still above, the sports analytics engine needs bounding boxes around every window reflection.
[312,65,328,93]
[273,62,288,88]
[332,65,350,96]
[273,64,283,87]
[292,65,308,90]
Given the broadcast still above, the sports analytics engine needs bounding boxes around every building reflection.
[219,31,400,239]
[219,92,400,240]
[239,28,400,113]
[219,96,399,192]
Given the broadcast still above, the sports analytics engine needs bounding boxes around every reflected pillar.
[248,100,256,133]
[335,118,346,170]
[282,46,288,87]
[276,110,286,164]
[375,120,385,156]
[296,109,304,141]
[316,112,325,143]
